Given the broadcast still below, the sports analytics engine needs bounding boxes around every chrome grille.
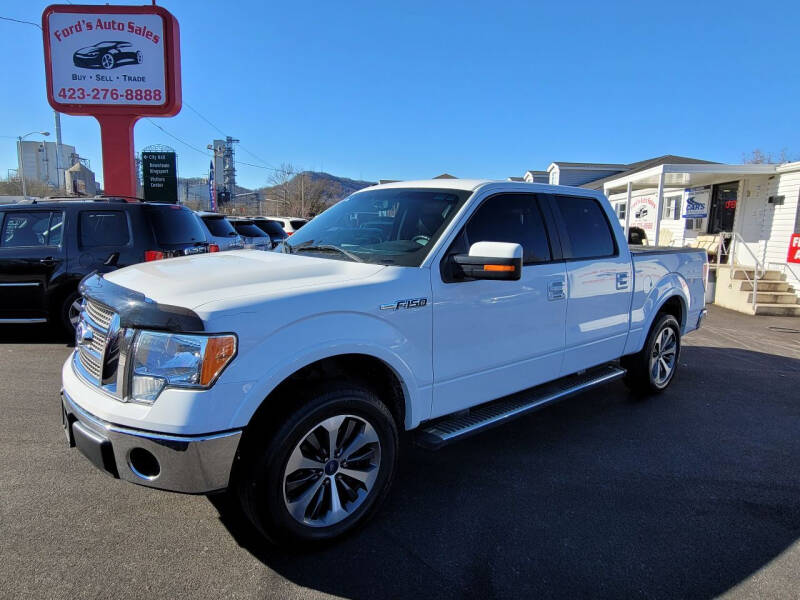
[85,300,114,330]
[75,299,118,388]
[78,345,103,380]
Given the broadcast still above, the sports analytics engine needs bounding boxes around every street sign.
[788,234,800,264]
[141,151,177,203]
[42,4,181,198]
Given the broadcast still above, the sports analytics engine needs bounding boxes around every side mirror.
[452,241,522,281]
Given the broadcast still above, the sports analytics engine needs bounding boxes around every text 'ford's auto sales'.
[47,11,168,107]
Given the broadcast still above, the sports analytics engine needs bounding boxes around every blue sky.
[1,0,798,189]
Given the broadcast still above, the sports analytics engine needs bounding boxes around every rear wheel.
[237,382,398,546]
[101,53,115,69]
[621,313,681,394]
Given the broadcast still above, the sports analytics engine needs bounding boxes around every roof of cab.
[363,179,494,192]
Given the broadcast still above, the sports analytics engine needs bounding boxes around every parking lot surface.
[1,305,799,600]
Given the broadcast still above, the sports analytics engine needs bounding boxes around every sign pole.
[96,115,139,198]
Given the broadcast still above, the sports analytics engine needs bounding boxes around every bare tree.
[264,163,296,216]
[741,148,794,164]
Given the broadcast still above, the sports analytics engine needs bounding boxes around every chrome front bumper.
[61,390,241,494]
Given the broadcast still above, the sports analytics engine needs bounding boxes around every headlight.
[130,331,237,404]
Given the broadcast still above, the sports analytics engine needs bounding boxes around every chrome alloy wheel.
[650,326,677,387]
[68,298,83,328]
[283,414,381,528]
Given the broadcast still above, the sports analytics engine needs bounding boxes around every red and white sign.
[788,234,800,264]
[42,4,181,197]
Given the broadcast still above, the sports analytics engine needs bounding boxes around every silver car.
[227,217,272,251]
[196,211,245,251]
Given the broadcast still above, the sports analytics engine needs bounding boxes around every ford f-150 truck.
[61,179,708,546]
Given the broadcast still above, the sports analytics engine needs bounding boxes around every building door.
[708,181,739,234]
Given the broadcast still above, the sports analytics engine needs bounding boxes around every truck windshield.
[283,188,470,266]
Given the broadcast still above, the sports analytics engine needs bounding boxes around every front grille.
[75,299,119,389]
[85,300,114,330]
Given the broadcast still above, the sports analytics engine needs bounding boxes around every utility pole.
[300,172,305,217]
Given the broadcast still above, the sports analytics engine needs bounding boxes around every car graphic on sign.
[635,206,649,219]
[73,41,143,70]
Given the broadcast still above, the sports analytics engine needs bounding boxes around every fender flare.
[626,272,690,355]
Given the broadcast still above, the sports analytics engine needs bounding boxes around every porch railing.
[714,232,766,311]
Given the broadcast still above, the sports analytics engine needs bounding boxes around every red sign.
[42,4,181,197]
[788,234,800,264]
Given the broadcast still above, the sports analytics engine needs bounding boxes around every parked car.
[249,217,288,249]
[195,211,245,251]
[227,217,272,250]
[0,198,210,333]
[268,216,308,235]
[62,180,707,547]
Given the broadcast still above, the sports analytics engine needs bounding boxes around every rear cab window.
[145,204,207,246]
[551,195,617,259]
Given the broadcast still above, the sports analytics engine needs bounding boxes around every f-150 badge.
[380,298,428,311]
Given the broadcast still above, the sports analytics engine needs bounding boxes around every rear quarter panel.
[624,249,707,355]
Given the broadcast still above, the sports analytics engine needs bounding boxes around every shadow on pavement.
[0,324,73,346]
[210,345,800,599]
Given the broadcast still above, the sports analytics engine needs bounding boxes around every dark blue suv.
[0,198,210,333]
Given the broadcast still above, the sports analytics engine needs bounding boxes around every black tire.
[59,290,82,335]
[236,382,398,547]
[621,313,681,395]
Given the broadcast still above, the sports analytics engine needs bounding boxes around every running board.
[415,364,626,450]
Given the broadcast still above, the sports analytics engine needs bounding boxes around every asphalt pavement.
[1,306,799,599]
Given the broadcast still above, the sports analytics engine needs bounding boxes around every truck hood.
[104,250,386,310]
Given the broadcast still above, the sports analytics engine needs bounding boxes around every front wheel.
[237,383,398,546]
[621,313,681,394]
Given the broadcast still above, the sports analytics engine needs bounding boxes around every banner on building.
[788,234,800,264]
[682,187,710,219]
[141,151,177,203]
[208,160,217,211]
[629,195,658,232]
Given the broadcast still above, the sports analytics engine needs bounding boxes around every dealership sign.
[630,195,658,231]
[788,234,800,264]
[682,187,710,219]
[42,4,181,198]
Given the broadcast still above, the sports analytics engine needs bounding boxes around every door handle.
[40,257,56,266]
[548,280,565,301]
[616,272,629,290]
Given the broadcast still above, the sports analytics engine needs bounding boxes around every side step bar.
[415,364,626,450]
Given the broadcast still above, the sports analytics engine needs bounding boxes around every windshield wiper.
[294,244,363,263]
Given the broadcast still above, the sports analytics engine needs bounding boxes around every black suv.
[0,198,210,333]
[250,217,288,249]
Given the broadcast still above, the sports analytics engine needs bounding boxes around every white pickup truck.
[61,179,708,545]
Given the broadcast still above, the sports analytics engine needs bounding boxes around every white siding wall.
[555,168,626,187]
[765,165,800,292]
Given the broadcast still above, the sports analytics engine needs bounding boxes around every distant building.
[16,140,91,191]
[65,163,97,196]
[522,170,549,184]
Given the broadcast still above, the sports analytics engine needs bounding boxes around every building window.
[615,202,627,220]
[663,195,682,220]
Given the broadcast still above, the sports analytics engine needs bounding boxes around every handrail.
[714,232,766,311]
[768,261,800,287]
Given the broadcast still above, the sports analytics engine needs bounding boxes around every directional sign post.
[42,4,181,198]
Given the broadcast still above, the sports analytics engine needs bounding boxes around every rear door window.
[202,216,237,237]
[290,220,307,230]
[145,205,206,245]
[0,211,63,247]
[79,211,130,247]
[464,193,552,264]
[232,222,268,237]
[552,195,617,259]
[257,220,287,239]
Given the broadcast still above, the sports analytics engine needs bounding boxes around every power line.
[0,15,42,29]
[183,101,276,170]
[144,119,211,157]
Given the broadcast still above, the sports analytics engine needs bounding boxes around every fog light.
[128,448,160,479]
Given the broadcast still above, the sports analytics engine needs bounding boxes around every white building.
[602,161,800,316]
[17,140,76,189]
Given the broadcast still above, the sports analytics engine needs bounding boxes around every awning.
[603,163,777,195]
